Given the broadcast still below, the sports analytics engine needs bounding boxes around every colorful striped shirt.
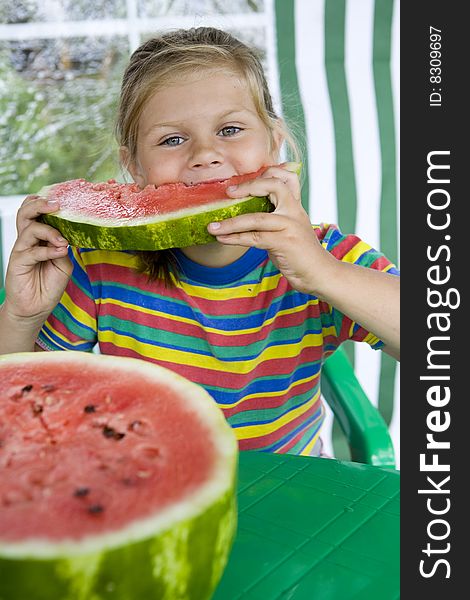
[38,224,399,456]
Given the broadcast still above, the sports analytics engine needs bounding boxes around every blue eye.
[161,136,184,146]
[219,126,241,137]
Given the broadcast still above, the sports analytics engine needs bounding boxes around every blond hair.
[115,27,299,283]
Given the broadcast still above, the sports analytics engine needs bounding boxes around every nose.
[189,138,223,169]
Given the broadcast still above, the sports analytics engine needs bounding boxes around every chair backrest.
[322,346,395,468]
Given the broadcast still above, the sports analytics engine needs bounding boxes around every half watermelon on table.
[39,162,300,251]
[0,351,238,600]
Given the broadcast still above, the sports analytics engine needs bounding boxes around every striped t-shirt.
[38,224,399,456]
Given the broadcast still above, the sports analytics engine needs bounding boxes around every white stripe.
[354,344,381,408]
[0,197,24,281]
[345,0,381,250]
[294,0,337,224]
[344,0,381,405]
[0,21,128,40]
[0,14,267,41]
[319,398,335,458]
[265,0,284,150]
[125,0,140,54]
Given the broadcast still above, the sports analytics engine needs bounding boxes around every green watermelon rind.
[40,194,273,251]
[0,489,237,600]
[0,351,238,600]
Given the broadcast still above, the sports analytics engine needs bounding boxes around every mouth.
[186,175,234,186]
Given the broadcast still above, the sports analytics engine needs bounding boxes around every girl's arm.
[309,255,400,360]
[208,165,400,360]
[0,196,72,355]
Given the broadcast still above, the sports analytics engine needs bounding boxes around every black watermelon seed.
[74,487,90,498]
[84,405,97,414]
[21,385,33,393]
[102,426,125,441]
[88,504,104,514]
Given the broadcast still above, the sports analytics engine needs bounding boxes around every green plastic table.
[213,451,399,600]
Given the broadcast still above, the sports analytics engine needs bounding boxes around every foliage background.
[0,0,264,195]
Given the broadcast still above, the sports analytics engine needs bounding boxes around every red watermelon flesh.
[46,166,267,222]
[0,359,219,542]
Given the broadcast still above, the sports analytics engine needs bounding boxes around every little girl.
[0,27,399,456]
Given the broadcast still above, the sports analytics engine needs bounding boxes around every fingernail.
[227,185,237,192]
[56,236,66,242]
[209,222,221,230]
[47,199,59,205]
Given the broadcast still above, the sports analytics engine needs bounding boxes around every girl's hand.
[208,165,332,295]
[208,164,400,358]
[3,196,73,322]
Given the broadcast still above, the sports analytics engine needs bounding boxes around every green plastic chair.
[322,345,395,468]
[0,285,394,467]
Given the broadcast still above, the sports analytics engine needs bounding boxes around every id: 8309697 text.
[429,26,442,107]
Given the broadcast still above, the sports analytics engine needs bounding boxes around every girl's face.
[124,70,282,187]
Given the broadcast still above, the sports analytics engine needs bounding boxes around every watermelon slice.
[39,162,300,251]
[0,352,238,600]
